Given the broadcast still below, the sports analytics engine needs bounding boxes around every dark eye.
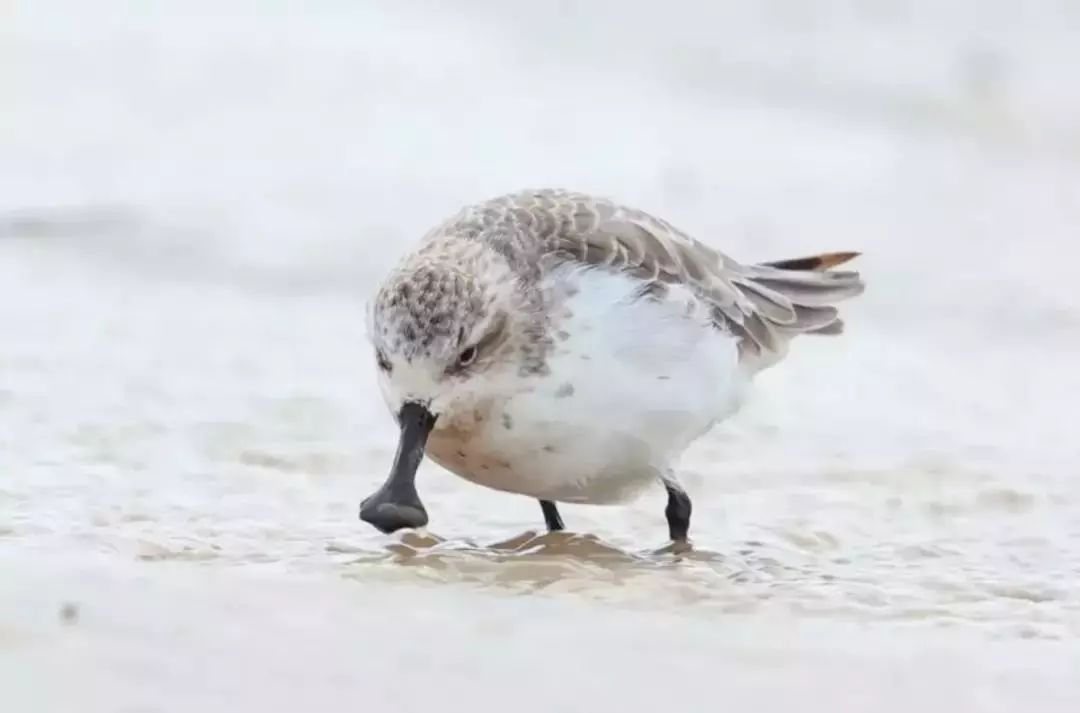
[456,345,478,369]
[375,350,392,373]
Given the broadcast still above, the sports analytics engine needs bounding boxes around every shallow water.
[3,1,1080,711]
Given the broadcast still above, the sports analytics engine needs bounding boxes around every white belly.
[427,266,747,504]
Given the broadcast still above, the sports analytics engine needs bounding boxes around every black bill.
[359,401,437,534]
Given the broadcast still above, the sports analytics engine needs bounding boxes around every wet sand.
[3,552,1079,713]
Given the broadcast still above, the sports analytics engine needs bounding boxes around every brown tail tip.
[763,251,861,271]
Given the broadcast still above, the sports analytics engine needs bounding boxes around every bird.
[360,189,864,542]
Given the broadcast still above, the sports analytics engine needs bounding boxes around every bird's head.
[360,240,543,533]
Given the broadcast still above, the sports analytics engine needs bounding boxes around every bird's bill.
[358,401,437,533]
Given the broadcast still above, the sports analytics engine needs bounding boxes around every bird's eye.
[456,345,478,368]
[375,350,392,373]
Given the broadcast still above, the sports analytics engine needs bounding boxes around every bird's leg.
[539,500,564,532]
[663,481,692,542]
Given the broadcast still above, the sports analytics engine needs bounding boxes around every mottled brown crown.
[371,260,489,360]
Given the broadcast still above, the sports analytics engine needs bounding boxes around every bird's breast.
[424,402,530,496]
[423,393,660,503]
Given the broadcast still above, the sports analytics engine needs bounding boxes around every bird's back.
[422,189,864,373]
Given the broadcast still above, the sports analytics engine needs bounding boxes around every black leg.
[664,482,692,542]
[539,500,564,532]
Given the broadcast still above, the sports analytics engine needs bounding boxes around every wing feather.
[432,189,864,369]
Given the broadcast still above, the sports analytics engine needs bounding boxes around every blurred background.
[2,2,1079,711]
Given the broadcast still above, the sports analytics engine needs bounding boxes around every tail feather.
[783,303,842,333]
[740,251,864,360]
[761,251,860,271]
[805,319,845,335]
[751,276,864,307]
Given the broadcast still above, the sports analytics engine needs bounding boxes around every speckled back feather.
[423,189,864,369]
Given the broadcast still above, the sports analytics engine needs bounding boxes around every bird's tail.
[742,251,864,339]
